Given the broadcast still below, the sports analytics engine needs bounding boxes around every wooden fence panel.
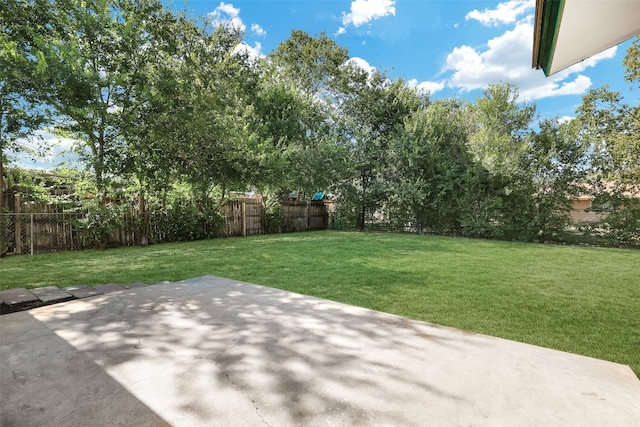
[221,199,265,236]
[281,202,305,232]
[309,201,329,230]
[222,201,243,236]
[1,198,328,255]
[280,201,329,231]
[244,200,264,236]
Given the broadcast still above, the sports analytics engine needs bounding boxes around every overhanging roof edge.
[532,0,545,69]
[533,0,565,76]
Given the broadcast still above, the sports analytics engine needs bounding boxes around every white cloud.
[209,2,246,33]
[216,1,240,16]
[442,21,615,102]
[407,79,445,96]
[345,57,376,76]
[522,75,593,101]
[558,116,574,124]
[10,129,82,170]
[233,41,264,61]
[342,0,396,28]
[465,0,534,27]
[106,104,121,114]
[251,23,266,37]
[335,27,347,37]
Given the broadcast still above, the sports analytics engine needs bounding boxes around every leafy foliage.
[71,198,125,249]
[2,2,639,247]
[389,98,474,234]
[576,64,640,246]
[335,68,424,230]
[623,36,640,86]
[149,198,226,243]
[270,30,349,98]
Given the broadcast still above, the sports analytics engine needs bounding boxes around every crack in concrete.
[251,397,272,427]
[106,294,273,425]
[113,296,143,350]
[211,358,273,427]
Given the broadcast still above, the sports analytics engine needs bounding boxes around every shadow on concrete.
[20,277,470,425]
[0,310,170,426]
[3,276,640,426]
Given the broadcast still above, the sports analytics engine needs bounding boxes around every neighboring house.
[570,195,608,224]
[570,183,640,224]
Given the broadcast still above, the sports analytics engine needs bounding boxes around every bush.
[72,199,125,250]
[580,202,640,247]
[264,200,284,234]
[149,199,225,243]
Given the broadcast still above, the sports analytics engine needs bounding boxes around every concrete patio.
[1,276,639,426]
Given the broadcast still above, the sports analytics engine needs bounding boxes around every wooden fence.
[223,199,265,236]
[1,199,330,256]
[281,201,329,231]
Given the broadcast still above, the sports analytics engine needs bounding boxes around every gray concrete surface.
[0,288,39,305]
[29,286,74,304]
[1,275,639,426]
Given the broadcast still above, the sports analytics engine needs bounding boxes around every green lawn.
[1,230,639,377]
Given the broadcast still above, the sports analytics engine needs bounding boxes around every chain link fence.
[1,213,87,256]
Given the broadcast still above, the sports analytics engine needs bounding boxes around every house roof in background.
[533,0,640,76]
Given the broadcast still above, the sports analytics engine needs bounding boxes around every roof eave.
[532,0,565,77]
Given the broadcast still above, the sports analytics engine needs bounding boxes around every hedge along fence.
[0,198,330,256]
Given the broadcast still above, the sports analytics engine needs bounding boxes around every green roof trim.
[537,0,565,76]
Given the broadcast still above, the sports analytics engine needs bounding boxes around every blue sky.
[13,0,639,169]
[188,0,638,121]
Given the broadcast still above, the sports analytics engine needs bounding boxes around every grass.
[1,230,639,377]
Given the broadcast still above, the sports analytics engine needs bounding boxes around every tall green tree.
[26,0,184,248]
[114,10,199,244]
[0,0,59,255]
[40,0,173,197]
[249,78,313,192]
[151,23,259,204]
[270,30,349,99]
[576,40,640,245]
[576,86,638,181]
[519,118,589,241]
[466,82,540,239]
[0,0,56,201]
[469,82,536,177]
[336,67,425,229]
[266,30,351,198]
[389,98,475,233]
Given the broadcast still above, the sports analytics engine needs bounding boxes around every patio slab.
[94,283,125,294]
[1,275,639,426]
[0,287,39,305]
[0,288,41,314]
[64,285,102,299]
[122,282,147,289]
[29,286,74,304]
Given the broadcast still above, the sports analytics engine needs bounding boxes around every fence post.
[15,194,22,254]
[242,199,246,237]
[30,213,34,256]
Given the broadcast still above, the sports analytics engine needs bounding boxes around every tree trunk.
[0,152,5,257]
[358,173,366,231]
[136,187,148,246]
